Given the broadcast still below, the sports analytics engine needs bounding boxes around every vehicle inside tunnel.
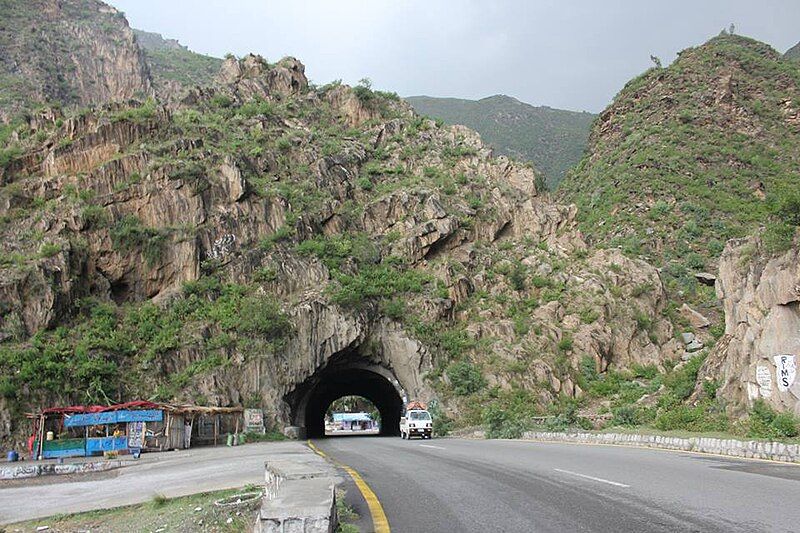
[285,355,406,439]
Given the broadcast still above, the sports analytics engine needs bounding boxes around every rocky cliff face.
[0,0,153,121]
[0,51,683,440]
[698,237,800,415]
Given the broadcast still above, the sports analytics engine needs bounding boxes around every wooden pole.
[37,414,45,460]
[164,412,171,451]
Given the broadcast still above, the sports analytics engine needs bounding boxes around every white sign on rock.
[773,355,797,392]
[756,365,772,398]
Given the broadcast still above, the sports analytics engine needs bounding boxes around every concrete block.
[283,426,306,440]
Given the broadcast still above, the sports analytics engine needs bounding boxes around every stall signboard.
[128,421,146,448]
[245,409,265,434]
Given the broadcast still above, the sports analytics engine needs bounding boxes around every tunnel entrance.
[285,352,406,438]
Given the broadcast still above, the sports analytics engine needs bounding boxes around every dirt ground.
[6,486,261,533]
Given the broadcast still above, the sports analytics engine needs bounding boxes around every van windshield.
[409,411,431,421]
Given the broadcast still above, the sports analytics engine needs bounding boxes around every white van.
[399,409,433,439]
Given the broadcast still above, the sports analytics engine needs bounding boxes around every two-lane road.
[313,436,800,532]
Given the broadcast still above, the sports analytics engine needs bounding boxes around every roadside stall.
[27,401,245,460]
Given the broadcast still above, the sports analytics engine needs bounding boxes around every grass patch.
[11,486,261,532]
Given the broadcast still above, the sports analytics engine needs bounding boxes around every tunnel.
[285,352,406,438]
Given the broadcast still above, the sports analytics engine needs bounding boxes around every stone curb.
[254,450,340,532]
[0,459,125,480]
[521,431,800,463]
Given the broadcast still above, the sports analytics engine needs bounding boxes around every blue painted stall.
[64,409,162,427]
[37,410,163,458]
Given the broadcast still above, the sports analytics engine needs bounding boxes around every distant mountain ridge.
[406,94,595,189]
[132,29,222,97]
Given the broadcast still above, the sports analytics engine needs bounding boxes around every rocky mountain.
[559,35,800,311]
[406,95,594,189]
[0,2,797,444]
[786,42,800,60]
[0,0,152,121]
[0,47,683,441]
[133,29,222,99]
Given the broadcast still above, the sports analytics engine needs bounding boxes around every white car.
[400,409,433,439]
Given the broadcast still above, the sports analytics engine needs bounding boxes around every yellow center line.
[308,440,391,533]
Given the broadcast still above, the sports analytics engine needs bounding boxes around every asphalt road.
[313,436,800,533]
[0,441,303,524]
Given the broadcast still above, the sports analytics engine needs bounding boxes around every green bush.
[380,299,406,320]
[579,308,601,324]
[296,234,376,270]
[428,401,453,436]
[109,99,157,123]
[763,222,795,254]
[579,355,598,384]
[38,242,61,258]
[483,404,527,439]
[446,361,485,396]
[357,176,373,191]
[662,354,705,400]
[747,400,799,439]
[81,204,109,229]
[243,430,286,442]
[654,402,729,432]
[110,215,168,265]
[253,267,278,282]
[771,189,800,226]
[557,336,573,352]
[610,405,641,427]
[508,263,527,291]
[328,265,431,308]
[634,311,653,331]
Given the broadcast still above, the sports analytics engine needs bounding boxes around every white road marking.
[553,468,630,488]
[419,444,446,450]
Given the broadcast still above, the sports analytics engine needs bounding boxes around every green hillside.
[133,29,222,93]
[407,95,594,188]
[559,34,800,281]
[786,41,800,60]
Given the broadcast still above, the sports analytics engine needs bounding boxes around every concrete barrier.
[254,448,341,532]
[0,459,125,480]
[521,431,800,463]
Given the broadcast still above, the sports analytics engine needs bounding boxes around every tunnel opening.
[285,351,406,439]
[326,396,380,435]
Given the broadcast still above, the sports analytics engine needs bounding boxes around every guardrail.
[523,431,800,463]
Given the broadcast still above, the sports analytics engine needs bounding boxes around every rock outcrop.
[697,236,800,415]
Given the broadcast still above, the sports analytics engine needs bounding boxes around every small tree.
[650,55,662,69]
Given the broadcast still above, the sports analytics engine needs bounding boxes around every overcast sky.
[107,0,800,113]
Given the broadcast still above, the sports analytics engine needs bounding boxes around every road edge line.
[307,441,391,533]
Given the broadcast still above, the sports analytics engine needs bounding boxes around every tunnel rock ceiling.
[262,300,433,437]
